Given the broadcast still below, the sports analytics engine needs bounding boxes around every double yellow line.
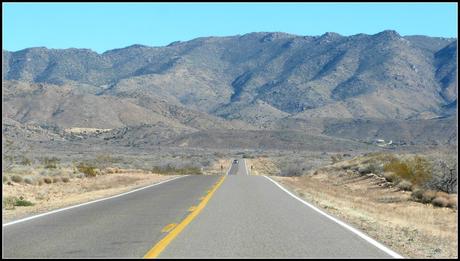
[144,175,227,258]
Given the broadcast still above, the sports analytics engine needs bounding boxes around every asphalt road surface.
[159,160,395,258]
[3,159,399,258]
[3,175,220,258]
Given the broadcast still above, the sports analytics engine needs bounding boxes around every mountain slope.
[2,80,251,131]
[2,31,457,129]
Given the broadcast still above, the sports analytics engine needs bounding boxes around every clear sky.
[3,3,458,53]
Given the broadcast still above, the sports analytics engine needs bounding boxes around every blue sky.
[3,3,458,53]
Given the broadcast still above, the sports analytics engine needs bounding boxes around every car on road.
[233,159,239,164]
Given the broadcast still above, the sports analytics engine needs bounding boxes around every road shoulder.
[273,174,458,258]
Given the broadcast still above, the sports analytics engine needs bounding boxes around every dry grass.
[272,169,457,258]
[104,167,121,174]
[205,158,232,175]
[245,157,280,176]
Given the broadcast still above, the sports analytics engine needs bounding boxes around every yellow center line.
[143,175,227,258]
[161,223,177,233]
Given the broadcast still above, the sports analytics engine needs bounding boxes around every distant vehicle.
[233,159,239,164]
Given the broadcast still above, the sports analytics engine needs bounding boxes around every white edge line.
[264,176,404,259]
[3,175,187,227]
[225,160,233,176]
[244,159,250,176]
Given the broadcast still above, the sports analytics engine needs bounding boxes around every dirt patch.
[273,171,458,258]
[3,171,176,223]
[64,127,112,134]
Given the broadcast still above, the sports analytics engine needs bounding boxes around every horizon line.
[3,30,457,54]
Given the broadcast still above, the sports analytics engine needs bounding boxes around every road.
[3,159,400,258]
[159,160,396,258]
[3,175,220,258]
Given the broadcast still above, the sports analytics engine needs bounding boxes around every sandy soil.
[3,171,176,223]
[273,171,458,258]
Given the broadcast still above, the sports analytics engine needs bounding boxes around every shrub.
[331,154,343,164]
[43,157,60,169]
[358,165,372,175]
[43,177,52,184]
[383,172,399,183]
[77,163,97,177]
[447,196,457,209]
[11,175,23,183]
[384,156,432,187]
[24,177,36,185]
[3,176,10,183]
[364,163,383,175]
[432,197,449,208]
[384,160,409,178]
[421,190,436,204]
[15,196,34,207]
[397,180,413,191]
[411,188,424,201]
[38,178,44,186]
[20,157,32,165]
[280,166,303,177]
[427,160,457,193]
[61,177,70,183]
[52,177,61,183]
[3,196,34,208]
[435,191,449,199]
[151,165,203,175]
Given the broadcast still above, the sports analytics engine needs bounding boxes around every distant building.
[375,139,393,147]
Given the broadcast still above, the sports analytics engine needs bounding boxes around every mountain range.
[2,30,458,147]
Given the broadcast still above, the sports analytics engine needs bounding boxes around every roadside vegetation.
[2,150,228,222]
[151,165,203,175]
[2,150,218,186]
[3,196,34,210]
[268,152,457,208]
[339,153,457,208]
